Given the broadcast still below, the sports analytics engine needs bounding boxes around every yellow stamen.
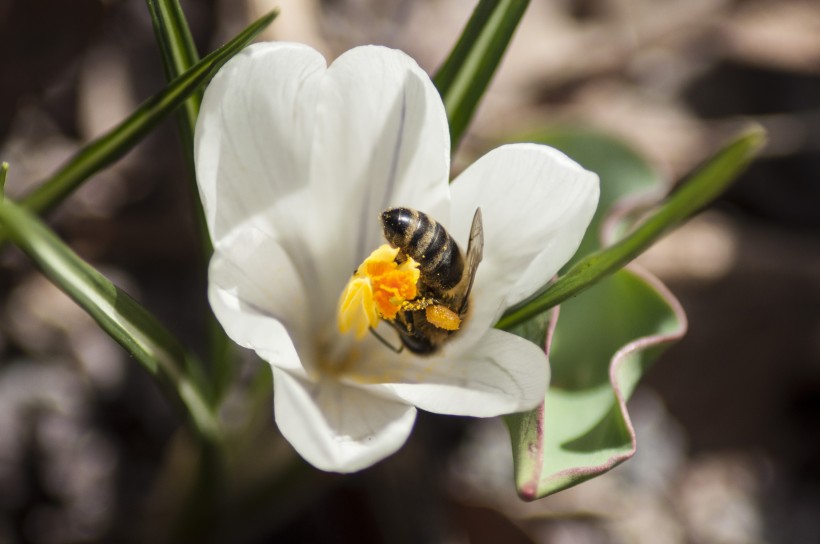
[337,276,379,339]
[337,244,420,338]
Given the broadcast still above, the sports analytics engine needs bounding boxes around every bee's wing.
[458,208,484,315]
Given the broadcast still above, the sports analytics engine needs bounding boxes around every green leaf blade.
[147,0,201,85]
[146,0,236,403]
[0,198,220,441]
[518,128,665,268]
[16,11,277,219]
[497,125,766,330]
[0,162,8,197]
[146,0,208,248]
[434,0,529,152]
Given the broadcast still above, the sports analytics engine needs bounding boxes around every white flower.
[194,42,599,473]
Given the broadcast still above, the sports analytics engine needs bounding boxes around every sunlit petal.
[374,329,549,416]
[207,224,315,371]
[308,45,451,304]
[197,43,598,473]
[195,42,325,245]
[450,144,600,336]
[274,368,417,473]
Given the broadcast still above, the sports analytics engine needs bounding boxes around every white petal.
[384,329,549,417]
[274,368,417,473]
[195,42,326,245]
[197,43,452,330]
[450,144,599,334]
[308,46,451,293]
[208,225,311,371]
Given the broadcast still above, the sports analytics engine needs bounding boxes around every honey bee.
[379,207,484,354]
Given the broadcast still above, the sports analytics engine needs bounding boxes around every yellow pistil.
[338,244,420,339]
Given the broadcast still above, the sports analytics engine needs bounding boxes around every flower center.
[337,244,421,339]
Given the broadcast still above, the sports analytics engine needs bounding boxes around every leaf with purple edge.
[504,128,688,498]
[507,266,686,498]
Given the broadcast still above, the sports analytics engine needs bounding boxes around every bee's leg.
[368,326,404,354]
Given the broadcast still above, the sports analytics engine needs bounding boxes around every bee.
[379,206,484,354]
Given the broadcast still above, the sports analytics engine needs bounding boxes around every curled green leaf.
[506,266,687,499]
[501,128,689,497]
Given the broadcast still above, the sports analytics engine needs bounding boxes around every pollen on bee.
[337,244,420,338]
[425,305,461,331]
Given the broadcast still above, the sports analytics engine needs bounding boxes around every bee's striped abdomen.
[381,207,464,290]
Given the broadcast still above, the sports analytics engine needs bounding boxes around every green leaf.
[0,162,8,198]
[147,0,201,110]
[13,11,277,220]
[146,0,209,252]
[496,125,766,330]
[146,0,235,404]
[434,0,529,152]
[506,266,686,498]
[0,197,220,441]
[499,126,760,498]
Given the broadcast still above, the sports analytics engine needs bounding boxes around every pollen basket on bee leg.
[425,305,461,331]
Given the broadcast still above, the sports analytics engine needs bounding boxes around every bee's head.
[381,207,416,247]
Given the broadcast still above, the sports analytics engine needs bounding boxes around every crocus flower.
[195,42,599,472]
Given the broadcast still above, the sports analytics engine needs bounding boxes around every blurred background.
[1,0,819,542]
